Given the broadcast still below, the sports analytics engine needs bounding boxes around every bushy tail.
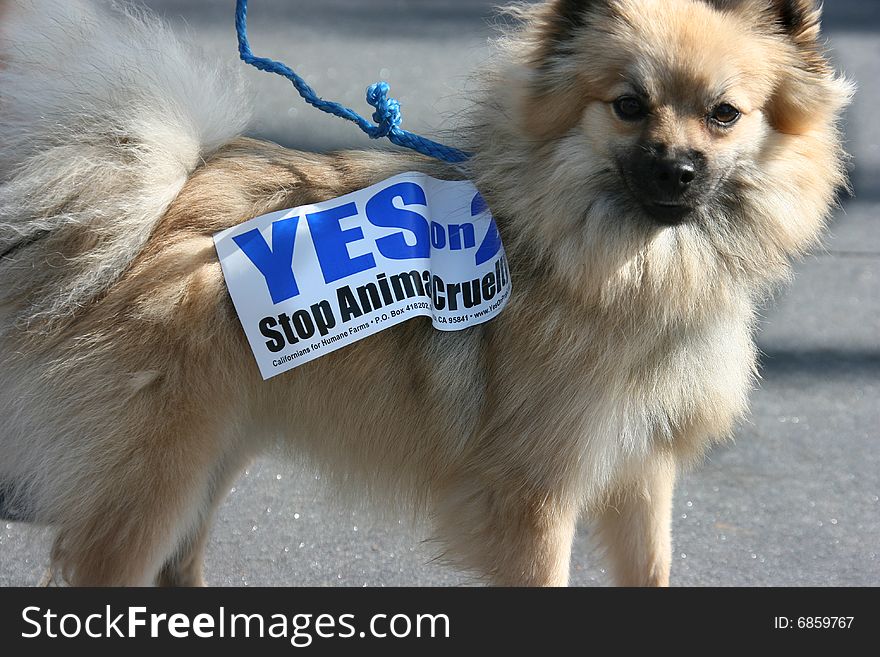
[0,0,251,323]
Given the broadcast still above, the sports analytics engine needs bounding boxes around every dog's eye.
[710,103,741,126]
[613,96,647,121]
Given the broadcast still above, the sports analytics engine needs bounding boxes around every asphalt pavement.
[1,0,877,587]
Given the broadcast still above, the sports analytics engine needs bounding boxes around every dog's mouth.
[642,201,696,225]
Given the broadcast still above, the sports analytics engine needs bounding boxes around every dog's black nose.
[654,156,696,197]
[622,145,708,224]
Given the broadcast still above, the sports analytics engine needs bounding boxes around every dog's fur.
[0,0,851,586]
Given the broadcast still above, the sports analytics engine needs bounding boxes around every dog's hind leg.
[47,408,244,587]
[594,453,677,587]
[51,464,211,586]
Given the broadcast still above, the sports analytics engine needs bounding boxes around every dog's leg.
[486,504,577,587]
[595,453,676,587]
[155,516,214,588]
[435,480,578,587]
[156,454,250,587]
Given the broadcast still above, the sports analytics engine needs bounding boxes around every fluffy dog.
[0,0,851,586]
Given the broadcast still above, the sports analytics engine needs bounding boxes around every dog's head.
[476,0,852,306]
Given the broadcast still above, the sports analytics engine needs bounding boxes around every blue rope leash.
[235,0,470,164]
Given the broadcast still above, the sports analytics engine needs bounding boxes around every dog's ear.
[767,0,827,73]
[719,0,824,68]
[533,0,593,61]
[760,0,852,134]
[523,0,604,141]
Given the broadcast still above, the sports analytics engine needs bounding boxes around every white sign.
[214,173,511,379]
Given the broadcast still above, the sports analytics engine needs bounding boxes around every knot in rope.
[366,82,402,139]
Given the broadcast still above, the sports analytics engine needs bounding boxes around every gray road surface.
[1,0,878,586]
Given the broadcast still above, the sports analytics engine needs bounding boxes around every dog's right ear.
[523,0,605,141]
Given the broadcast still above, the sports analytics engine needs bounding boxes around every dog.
[0,0,851,586]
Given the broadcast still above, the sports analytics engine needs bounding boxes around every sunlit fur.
[0,0,851,586]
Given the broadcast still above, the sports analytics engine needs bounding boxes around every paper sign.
[214,172,511,379]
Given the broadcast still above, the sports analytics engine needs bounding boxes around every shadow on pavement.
[758,348,880,381]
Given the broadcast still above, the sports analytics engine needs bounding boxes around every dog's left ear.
[768,0,826,72]
[762,0,853,134]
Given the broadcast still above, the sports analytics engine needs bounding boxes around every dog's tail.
[0,0,251,324]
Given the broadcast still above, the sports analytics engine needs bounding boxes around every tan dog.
[0,0,850,586]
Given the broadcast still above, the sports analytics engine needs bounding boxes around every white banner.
[214,173,511,379]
